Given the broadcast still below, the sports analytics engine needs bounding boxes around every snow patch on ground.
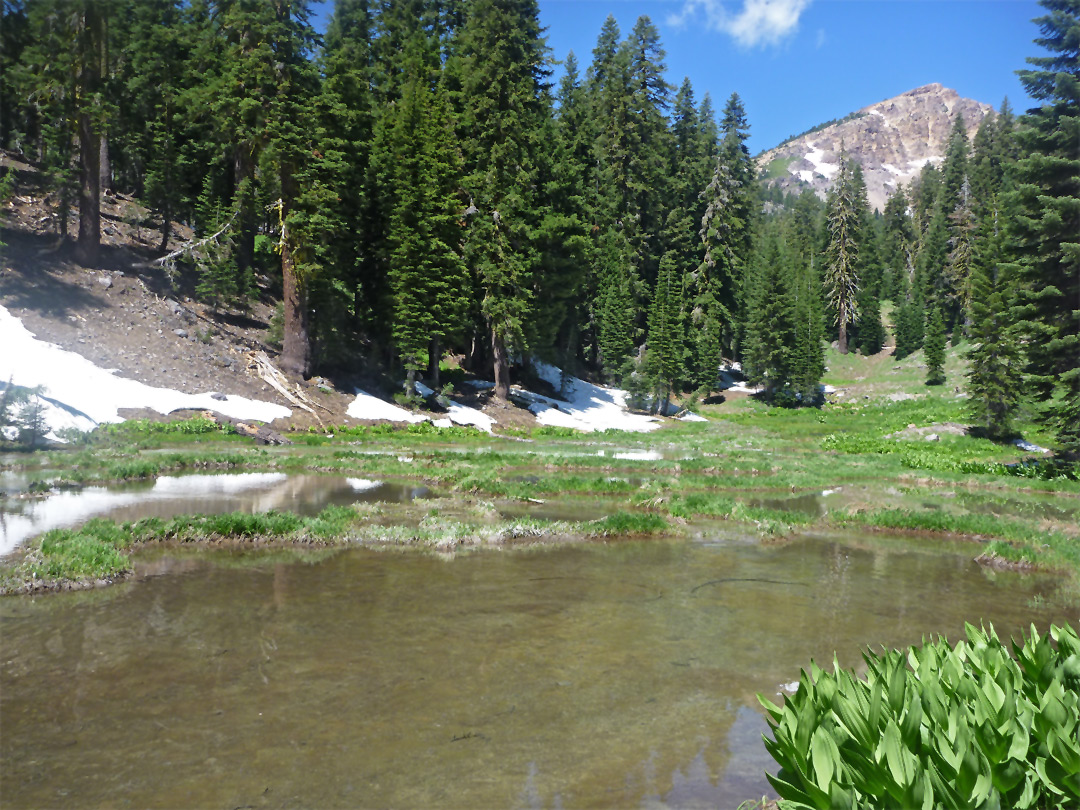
[679,412,709,423]
[346,390,427,424]
[716,364,763,394]
[1013,438,1051,455]
[523,361,661,433]
[0,304,291,436]
[415,383,495,433]
[346,383,493,432]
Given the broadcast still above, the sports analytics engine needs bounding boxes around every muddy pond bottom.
[1,535,1074,808]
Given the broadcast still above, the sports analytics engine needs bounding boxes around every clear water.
[0,474,435,555]
[2,532,1074,809]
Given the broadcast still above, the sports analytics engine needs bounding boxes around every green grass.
[2,337,1077,592]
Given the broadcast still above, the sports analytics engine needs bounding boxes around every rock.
[166,299,182,315]
[211,392,227,401]
[925,433,940,442]
[174,329,188,338]
[97,275,113,289]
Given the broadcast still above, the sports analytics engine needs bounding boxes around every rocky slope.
[757,83,992,211]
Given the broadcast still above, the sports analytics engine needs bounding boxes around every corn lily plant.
[759,623,1080,809]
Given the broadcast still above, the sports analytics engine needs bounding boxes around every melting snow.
[415,382,494,433]
[679,412,709,423]
[804,144,839,179]
[0,304,291,438]
[1013,438,1051,455]
[346,390,426,424]
[521,361,661,433]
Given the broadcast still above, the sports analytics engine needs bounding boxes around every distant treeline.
[0,0,1075,454]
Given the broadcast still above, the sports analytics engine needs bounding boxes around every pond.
[0,474,435,555]
[1,530,1074,808]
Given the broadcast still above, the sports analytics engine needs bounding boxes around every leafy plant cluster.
[821,434,1078,481]
[761,623,1080,809]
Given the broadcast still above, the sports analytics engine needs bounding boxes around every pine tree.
[696,156,743,381]
[454,0,550,400]
[645,210,688,410]
[944,178,978,335]
[530,52,590,372]
[966,222,1023,439]
[743,225,798,404]
[824,143,860,354]
[1007,0,1080,457]
[372,42,468,398]
[924,305,947,386]
[880,186,914,301]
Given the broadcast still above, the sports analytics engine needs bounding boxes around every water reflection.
[1,534,1073,808]
[0,473,434,554]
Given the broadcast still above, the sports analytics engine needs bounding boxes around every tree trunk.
[838,316,849,355]
[428,336,441,387]
[279,219,311,379]
[491,326,509,401]
[279,165,311,379]
[76,110,100,266]
[98,10,111,195]
[99,132,111,195]
[233,146,255,285]
[75,2,103,267]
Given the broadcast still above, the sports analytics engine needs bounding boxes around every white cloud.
[667,0,812,48]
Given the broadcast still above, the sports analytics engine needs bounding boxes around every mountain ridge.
[757,83,993,211]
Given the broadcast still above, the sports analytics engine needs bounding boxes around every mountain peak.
[758,84,992,211]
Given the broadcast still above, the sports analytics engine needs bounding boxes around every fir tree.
[454,0,550,399]
[372,45,468,397]
[1007,0,1080,457]
[645,209,689,411]
[743,225,798,404]
[824,143,860,354]
[924,305,947,386]
[966,230,1023,439]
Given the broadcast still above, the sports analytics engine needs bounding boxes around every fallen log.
[201,410,291,445]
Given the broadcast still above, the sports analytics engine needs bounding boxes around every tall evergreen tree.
[371,42,468,397]
[966,227,1023,439]
[743,224,798,403]
[924,305,947,385]
[1007,0,1080,457]
[454,0,550,400]
[824,143,861,354]
[645,209,689,410]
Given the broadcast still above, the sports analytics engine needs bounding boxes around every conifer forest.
[0,0,1077,456]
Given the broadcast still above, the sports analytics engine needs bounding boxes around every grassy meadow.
[1,339,1077,594]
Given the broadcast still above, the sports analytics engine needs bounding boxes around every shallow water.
[0,474,434,555]
[1,533,1074,809]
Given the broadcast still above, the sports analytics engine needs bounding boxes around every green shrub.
[760,623,1080,809]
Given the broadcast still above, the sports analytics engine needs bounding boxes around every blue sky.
[539,0,1044,154]
[310,1,1045,155]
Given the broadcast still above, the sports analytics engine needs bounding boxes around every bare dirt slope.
[1,151,507,431]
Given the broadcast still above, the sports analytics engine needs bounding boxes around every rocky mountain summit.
[757,83,992,211]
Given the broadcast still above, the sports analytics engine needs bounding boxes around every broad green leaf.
[809,725,840,792]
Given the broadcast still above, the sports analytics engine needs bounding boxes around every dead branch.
[140,209,239,269]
